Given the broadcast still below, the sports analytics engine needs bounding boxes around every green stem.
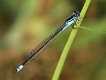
[52,0,91,80]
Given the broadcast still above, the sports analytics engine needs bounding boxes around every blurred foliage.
[0,0,106,80]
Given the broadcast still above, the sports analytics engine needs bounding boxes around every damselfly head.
[72,11,80,19]
[65,11,80,27]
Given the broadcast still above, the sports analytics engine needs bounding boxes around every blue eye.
[72,11,80,18]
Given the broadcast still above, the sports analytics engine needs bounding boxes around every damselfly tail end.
[16,65,24,73]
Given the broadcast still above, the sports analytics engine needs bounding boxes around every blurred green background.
[0,0,106,80]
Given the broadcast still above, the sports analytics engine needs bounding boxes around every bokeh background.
[0,0,106,80]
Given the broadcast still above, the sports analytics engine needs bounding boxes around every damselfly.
[16,11,80,73]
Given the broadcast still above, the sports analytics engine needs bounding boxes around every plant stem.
[52,0,91,80]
